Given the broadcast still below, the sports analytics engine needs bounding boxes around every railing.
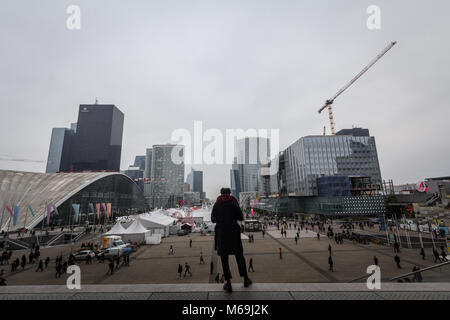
[389,261,450,282]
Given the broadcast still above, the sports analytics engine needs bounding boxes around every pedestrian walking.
[210,261,214,275]
[211,187,252,293]
[374,256,379,266]
[177,264,183,280]
[169,245,174,255]
[420,247,425,260]
[248,258,255,272]
[295,236,298,245]
[279,248,283,260]
[36,260,44,272]
[433,247,442,263]
[394,255,402,269]
[189,239,192,248]
[328,244,332,255]
[200,252,205,264]
[184,262,192,277]
[328,255,334,272]
[394,242,400,253]
[108,260,114,275]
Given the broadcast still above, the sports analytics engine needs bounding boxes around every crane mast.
[318,41,397,135]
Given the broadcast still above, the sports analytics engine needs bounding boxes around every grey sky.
[1,0,449,199]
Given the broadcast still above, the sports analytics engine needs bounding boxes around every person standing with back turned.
[211,188,252,293]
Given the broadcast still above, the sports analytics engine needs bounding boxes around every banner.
[46,205,52,225]
[5,205,13,217]
[106,203,111,218]
[72,204,80,222]
[28,205,35,217]
[96,203,100,221]
[52,205,59,215]
[102,203,107,214]
[89,203,95,215]
[13,206,20,226]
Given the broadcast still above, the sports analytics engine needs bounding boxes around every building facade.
[187,169,204,199]
[144,145,184,209]
[234,137,271,194]
[71,104,124,172]
[284,129,382,197]
[45,127,75,173]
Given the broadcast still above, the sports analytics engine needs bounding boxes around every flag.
[96,203,100,221]
[28,205,35,217]
[72,204,80,222]
[52,205,59,215]
[13,206,20,226]
[5,205,13,217]
[106,203,111,218]
[102,203,107,214]
[89,203,95,214]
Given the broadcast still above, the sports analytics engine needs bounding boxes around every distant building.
[187,169,204,199]
[122,155,146,190]
[144,144,184,208]
[71,104,124,172]
[184,183,191,192]
[183,192,201,206]
[284,128,382,197]
[133,155,146,171]
[45,127,75,173]
[233,137,271,195]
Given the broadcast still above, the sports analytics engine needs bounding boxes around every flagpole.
[0,207,5,234]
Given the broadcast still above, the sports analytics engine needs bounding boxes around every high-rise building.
[45,127,75,173]
[234,137,271,194]
[71,104,124,171]
[133,155,146,171]
[283,128,382,196]
[144,144,184,208]
[186,169,204,199]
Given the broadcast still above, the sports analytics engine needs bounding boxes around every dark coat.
[211,195,244,256]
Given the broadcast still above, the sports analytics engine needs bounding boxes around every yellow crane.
[318,41,397,135]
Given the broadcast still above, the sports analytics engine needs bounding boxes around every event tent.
[120,219,151,243]
[138,213,177,237]
[104,221,127,235]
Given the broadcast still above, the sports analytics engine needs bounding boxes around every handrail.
[389,261,450,281]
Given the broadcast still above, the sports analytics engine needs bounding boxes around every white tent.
[120,220,151,243]
[104,221,127,235]
[138,213,177,237]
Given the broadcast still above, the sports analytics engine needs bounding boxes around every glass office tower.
[284,129,382,196]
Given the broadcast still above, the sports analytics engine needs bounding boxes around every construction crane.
[318,41,397,135]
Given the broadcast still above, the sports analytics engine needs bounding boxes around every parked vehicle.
[73,250,95,261]
[177,229,188,236]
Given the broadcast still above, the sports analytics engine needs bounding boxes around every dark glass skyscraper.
[72,104,124,172]
[187,169,204,199]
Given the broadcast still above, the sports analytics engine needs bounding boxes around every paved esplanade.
[2,224,449,292]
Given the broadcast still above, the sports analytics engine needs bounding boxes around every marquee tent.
[104,221,127,235]
[138,213,177,237]
[120,219,151,243]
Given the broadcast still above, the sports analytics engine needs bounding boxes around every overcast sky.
[1,0,449,199]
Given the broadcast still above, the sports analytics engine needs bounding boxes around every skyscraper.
[234,137,271,194]
[144,144,184,208]
[45,127,75,173]
[186,169,204,199]
[71,104,124,171]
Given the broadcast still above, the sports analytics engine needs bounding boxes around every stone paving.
[1,225,449,287]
